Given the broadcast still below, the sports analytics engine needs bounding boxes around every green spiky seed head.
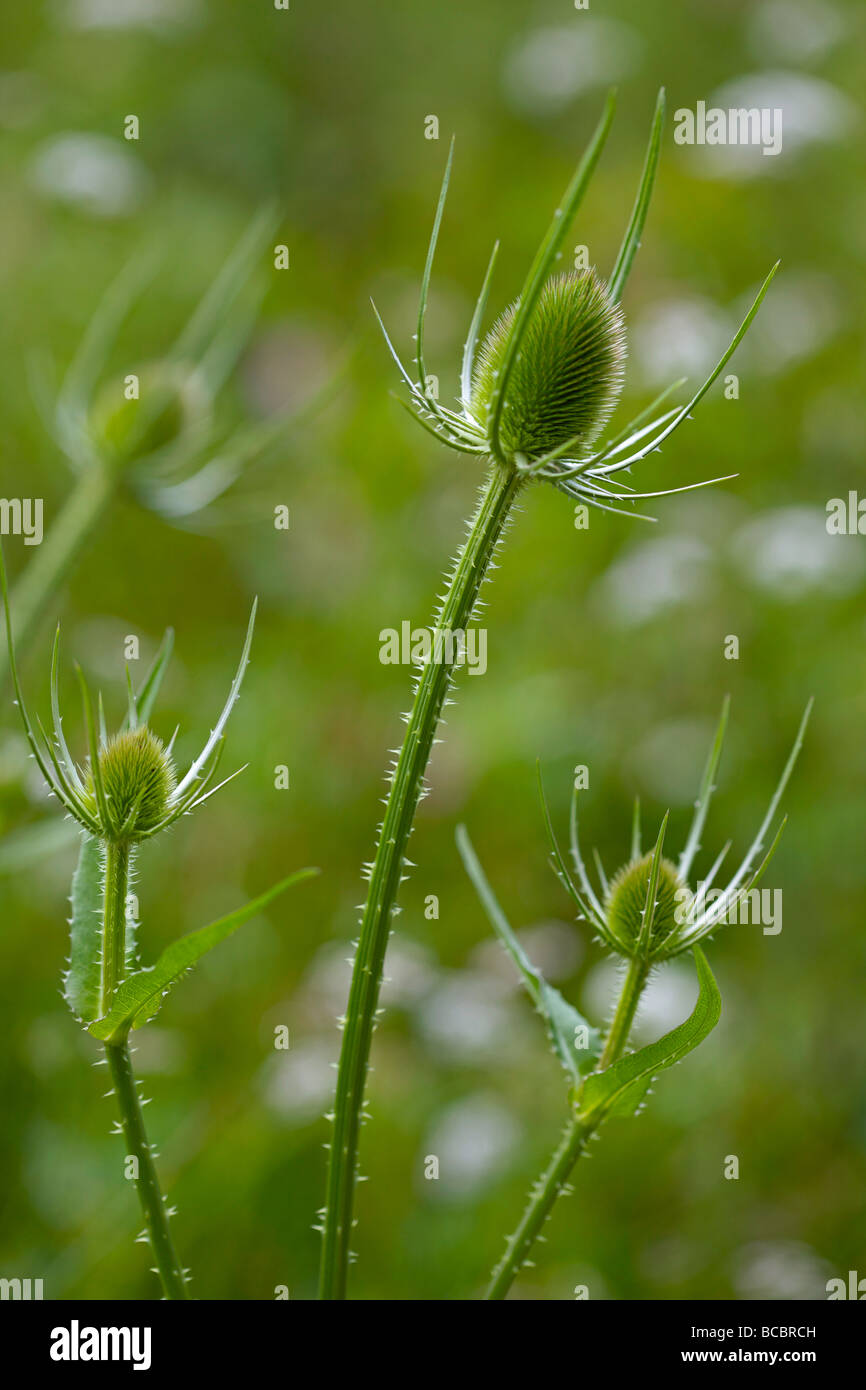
[87,728,176,841]
[605,852,690,958]
[89,361,210,468]
[470,269,626,464]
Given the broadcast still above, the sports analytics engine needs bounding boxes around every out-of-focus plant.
[1,207,301,694]
[0,545,317,1299]
[457,698,811,1299]
[0,208,341,877]
[318,88,779,1299]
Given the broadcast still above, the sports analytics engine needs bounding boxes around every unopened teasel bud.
[605,851,690,959]
[87,727,176,842]
[471,269,626,464]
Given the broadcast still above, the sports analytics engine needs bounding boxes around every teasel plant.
[1,205,311,698]
[0,544,316,1299]
[318,85,780,1298]
[456,696,812,1299]
[0,208,337,879]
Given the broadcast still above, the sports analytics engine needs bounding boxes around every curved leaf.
[456,825,602,1080]
[579,946,721,1120]
[90,867,318,1043]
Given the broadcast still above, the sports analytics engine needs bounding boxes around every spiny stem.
[485,953,650,1300]
[101,840,130,1017]
[318,464,525,1300]
[100,834,189,1300]
[104,1041,190,1300]
[485,1118,593,1300]
[0,464,116,691]
[598,955,649,1070]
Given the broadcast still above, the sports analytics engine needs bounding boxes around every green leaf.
[456,825,602,1080]
[416,136,454,392]
[579,946,721,1120]
[170,204,279,366]
[488,89,616,460]
[58,251,159,436]
[635,809,669,956]
[460,240,500,409]
[89,867,318,1043]
[120,627,174,733]
[678,696,730,879]
[64,834,103,1024]
[608,88,665,303]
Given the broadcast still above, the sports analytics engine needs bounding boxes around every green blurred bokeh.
[0,0,864,1300]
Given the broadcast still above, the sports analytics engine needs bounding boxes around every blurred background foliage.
[0,0,864,1301]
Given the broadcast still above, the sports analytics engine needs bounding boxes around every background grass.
[0,0,864,1300]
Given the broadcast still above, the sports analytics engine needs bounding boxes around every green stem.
[485,953,650,1300]
[104,1042,190,1300]
[100,840,130,1017]
[0,464,116,690]
[100,835,190,1300]
[319,464,525,1300]
[598,956,650,1070]
[486,1117,594,1300]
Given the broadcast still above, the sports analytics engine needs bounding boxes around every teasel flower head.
[0,542,257,848]
[374,89,780,520]
[88,360,212,471]
[29,206,309,525]
[539,696,812,963]
[604,850,687,958]
[84,728,177,842]
[470,269,626,461]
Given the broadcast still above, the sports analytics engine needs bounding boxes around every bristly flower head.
[86,728,177,841]
[539,696,812,963]
[470,270,626,462]
[374,89,780,520]
[604,851,687,958]
[0,543,256,847]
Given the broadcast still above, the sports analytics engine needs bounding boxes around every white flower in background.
[629,717,727,807]
[632,297,732,387]
[684,72,857,180]
[262,1041,337,1123]
[584,958,700,1040]
[733,271,842,372]
[747,0,846,62]
[28,133,150,218]
[733,1240,833,1300]
[471,921,582,988]
[422,1094,521,1199]
[416,972,519,1064]
[594,535,711,627]
[732,507,864,599]
[503,20,642,117]
[62,0,203,33]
